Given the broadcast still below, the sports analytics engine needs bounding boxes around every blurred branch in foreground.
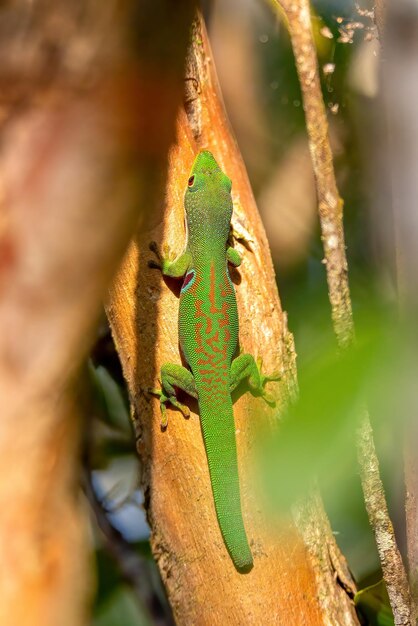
[274,0,412,623]
[0,1,195,625]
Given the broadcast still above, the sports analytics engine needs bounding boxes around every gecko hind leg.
[229,353,280,404]
[149,363,197,428]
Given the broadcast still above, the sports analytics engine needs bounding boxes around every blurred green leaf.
[132,539,153,559]
[94,548,122,612]
[260,309,396,510]
[93,545,167,626]
[90,363,132,436]
[93,586,152,626]
[355,580,394,626]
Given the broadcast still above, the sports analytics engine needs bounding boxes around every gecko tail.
[199,401,253,571]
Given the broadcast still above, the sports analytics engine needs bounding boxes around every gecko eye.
[188,175,195,187]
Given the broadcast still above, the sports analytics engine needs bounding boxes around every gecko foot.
[148,241,176,272]
[148,386,190,428]
[256,357,281,405]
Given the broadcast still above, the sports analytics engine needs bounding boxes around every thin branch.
[374,0,387,41]
[277,0,354,349]
[275,0,412,623]
[357,414,411,625]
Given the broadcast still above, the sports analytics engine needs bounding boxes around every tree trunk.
[107,14,359,626]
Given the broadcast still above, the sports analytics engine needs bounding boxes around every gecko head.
[184,151,233,235]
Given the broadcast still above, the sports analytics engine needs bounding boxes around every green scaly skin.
[149,151,278,571]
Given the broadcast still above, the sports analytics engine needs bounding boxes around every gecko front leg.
[149,241,191,278]
[148,243,196,426]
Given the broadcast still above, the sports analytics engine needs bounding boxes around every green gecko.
[149,150,278,571]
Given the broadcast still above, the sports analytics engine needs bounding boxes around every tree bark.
[107,14,359,626]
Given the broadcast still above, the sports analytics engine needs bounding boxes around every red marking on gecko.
[219,305,229,328]
[192,263,235,392]
[196,299,213,334]
[199,363,227,372]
